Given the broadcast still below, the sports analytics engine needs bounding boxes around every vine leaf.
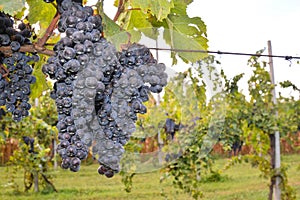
[15,7,27,19]
[162,14,208,64]
[114,0,119,7]
[26,0,56,34]
[123,10,158,42]
[114,0,207,64]
[171,0,193,15]
[30,55,49,99]
[99,12,129,50]
[0,0,25,15]
[131,0,174,21]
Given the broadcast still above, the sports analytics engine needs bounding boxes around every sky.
[92,0,300,99]
[189,0,300,98]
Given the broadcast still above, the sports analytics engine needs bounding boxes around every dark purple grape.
[0,34,10,45]
[66,15,77,28]
[72,31,84,43]
[90,29,101,42]
[10,41,21,51]
[6,27,16,36]
[97,165,107,175]
[61,157,71,169]
[18,23,26,31]
[63,47,76,60]
[21,29,31,38]
[65,28,76,38]
[76,21,86,31]
[74,43,86,54]
[76,150,87,160]
[104,170,114,178]
[60,37,73,46]
[13,34,25,44]
[66,145,77,157]
[71,157,81,166]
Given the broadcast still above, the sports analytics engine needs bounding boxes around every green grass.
[0,154,299,200]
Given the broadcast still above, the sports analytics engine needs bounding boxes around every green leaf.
[99,12,129,50]
[30,55,49,99]
[131,0,174,21]
[163,14,208,64]
[108,30,132,51]
[171,0,193,15]
[14,7,26,19]
[0,0,25,15]
[26,0,56,35]
[123,10,158,41]
[114,0,119,7]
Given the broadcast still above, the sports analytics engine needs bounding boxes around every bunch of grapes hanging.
[42,0,168,177]
[0,12,39,122]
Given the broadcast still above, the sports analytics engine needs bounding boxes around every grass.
[0,154,299,200]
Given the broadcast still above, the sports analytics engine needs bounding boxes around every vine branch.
[0,63,9,79]
[36,11,60,47]
[41,173,58,192]
[0,45,55,56]
[113,0,124,22]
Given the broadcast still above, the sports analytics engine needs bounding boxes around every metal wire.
[148,47,299,60]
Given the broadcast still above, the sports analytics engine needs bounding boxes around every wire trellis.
[148,47,300,61]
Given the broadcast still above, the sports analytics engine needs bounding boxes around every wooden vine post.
[268,40,281,200]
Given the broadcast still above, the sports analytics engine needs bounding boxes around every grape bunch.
[42,0,168,177]
[42,0,103,172]
[0,12,38,121]
[22,136,35,153]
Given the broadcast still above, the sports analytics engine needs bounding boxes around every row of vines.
[121,55,300,199]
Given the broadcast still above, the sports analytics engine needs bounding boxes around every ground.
[0,154,299,200]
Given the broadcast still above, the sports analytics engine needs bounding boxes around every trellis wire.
[148,47,300,60]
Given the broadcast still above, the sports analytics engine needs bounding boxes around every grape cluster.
[0,12,38,121]
[42,0,168,177]
[42,0,102,172]
[22,136,35,153]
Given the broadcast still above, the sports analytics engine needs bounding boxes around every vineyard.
[0,0,300,200]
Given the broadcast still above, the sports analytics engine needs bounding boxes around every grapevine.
[0,0,298,199]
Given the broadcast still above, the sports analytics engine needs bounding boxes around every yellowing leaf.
[114,0,119,7]
[30,55,49,99]
[27,0,56,35]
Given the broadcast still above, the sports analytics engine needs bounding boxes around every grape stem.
[124,8,141,12]
[113,0,125,22]
[36,11,61,47]
[0,63,9,80]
